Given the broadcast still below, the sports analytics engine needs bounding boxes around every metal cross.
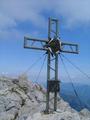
[24,18,79,113]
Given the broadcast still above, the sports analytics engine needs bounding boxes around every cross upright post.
[24,17,79,114]
[46,18,59,113]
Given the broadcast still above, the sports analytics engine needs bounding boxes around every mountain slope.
[0,75,90,120]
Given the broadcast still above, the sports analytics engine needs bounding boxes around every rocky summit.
[0,75,90,120]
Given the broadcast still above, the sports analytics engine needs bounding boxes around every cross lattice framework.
[24,18,79,113]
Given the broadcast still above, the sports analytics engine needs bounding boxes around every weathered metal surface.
[48,80,60,92]
[61,42,79,54]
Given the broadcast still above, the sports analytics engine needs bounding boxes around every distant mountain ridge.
[60,82,90,111]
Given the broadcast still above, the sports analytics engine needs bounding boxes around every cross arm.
[24,36,48,51]
[60,41,79,54]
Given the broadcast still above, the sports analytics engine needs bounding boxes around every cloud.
[0,0,90,32]
[55,0,90,28]
[0,13,16,30]
[0,0,48,40]
[0,29,22,40]
[0,0,48,31]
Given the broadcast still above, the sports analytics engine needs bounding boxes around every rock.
[79,109,90,120]
[80,109,90,117]
[0,112,15,120]
[27,111,81,120]
[0,76,90,120]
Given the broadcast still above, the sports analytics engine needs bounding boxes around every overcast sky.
[0,0,90,84]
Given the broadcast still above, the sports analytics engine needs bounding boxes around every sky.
[0,0,90,85]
